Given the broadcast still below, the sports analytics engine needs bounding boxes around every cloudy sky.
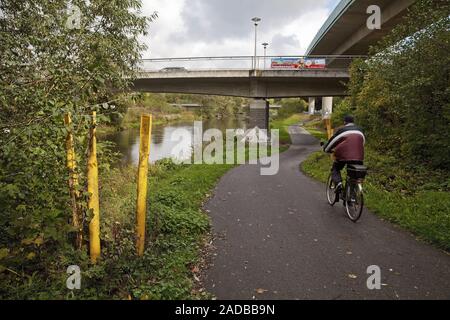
[140,0,340,59]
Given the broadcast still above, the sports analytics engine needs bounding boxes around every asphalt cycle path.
[203,125,450,300]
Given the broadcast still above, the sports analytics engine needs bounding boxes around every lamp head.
[252,17,261,25]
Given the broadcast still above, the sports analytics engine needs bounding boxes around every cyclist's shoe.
[335,182,343,194]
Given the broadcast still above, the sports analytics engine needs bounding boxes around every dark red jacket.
[323,124,365,161]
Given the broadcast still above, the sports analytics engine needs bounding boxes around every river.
[101,117,248,166]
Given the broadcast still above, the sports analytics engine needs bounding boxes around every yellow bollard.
[88,112,100,263]
[64,113,82,249]
[323,118,335,161]
[324,118,333,139]
[136,114,152,256]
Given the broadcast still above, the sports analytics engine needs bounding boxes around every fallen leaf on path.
[348,274,358,279]
[192,266,200,273]
[255,288,268,294]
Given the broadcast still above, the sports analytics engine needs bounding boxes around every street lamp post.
[251,17,261,70]
[262,42,269,69]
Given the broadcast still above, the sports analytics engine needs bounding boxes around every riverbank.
[92,115,301,299]
[97,106,201,135]
[301,124,450,251]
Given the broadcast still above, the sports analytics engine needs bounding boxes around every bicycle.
[326,164,368,222]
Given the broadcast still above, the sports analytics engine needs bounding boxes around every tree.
[337,0,450,169]
[0,0,154,271]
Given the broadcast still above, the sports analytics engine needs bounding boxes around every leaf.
[255,288,268,294]
[191,266,200,273]
[21,238,35,246]
[26,252,36,260]
[348,274,358,279]
[34,237,44,246]
[0,248,10,260]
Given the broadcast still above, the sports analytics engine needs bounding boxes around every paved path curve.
[203,125,450,300]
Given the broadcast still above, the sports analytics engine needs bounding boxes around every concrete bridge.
[131,56,357,129]
[133,68,351,99]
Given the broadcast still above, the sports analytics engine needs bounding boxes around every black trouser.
[331,160,363,185]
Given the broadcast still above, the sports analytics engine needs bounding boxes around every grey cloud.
[271,33,300,48]
[144,0,337,57]
[177,0,329,43]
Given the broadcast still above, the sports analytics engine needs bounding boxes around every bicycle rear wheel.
[326,174,338,206]
[345,182,364,222]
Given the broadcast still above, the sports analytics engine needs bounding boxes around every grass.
[0,160,234,300]
[301,125,450,251]
[99,160,235,300]
[303,117,328,141]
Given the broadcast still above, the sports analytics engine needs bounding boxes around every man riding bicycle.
[322,115,366,194]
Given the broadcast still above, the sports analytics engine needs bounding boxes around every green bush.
[278,98,307,118]
[344,0,450,170]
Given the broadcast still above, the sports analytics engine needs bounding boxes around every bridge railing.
[138,55,366,72]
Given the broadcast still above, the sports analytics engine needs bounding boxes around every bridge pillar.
[308,98,316,115]
[249,99,269,130]
[322,97,333,119]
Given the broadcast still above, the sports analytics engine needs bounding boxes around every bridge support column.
[308,98,316,115]
[322,97,333,119]
[249,99,269,130]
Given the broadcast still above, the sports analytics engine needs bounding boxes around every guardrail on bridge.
[138,55,366,72]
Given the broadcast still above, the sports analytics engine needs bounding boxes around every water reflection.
[101,118,247,166]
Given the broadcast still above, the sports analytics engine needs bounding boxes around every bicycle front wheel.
[345,182,364,222]
[326,174,338,206]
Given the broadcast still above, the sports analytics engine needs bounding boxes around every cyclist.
[322,115,366,194]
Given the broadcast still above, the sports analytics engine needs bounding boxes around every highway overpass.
[306,0,416,56]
